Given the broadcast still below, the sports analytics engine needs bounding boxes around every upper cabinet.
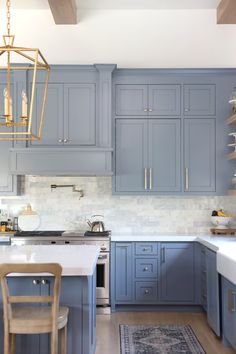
[31,83,95,147]
[115,84,181,116]
[10,64,116,176]
[115,119,181,193]
[184,119,216,192]
[183,84,216,116]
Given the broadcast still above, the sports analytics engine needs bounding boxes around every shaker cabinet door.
[115,85,148,116]
[30,83,64,146]
[115,119,148,192]
[64,83,96,146]
[160,243,195,303]
[184,119,216,192]
[115,243,133,302]
[148,119,181,192]
[184,84,216,116]
[148,85,181,116]
[222,277,236,350]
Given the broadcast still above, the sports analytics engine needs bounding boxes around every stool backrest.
[0,263,62,331]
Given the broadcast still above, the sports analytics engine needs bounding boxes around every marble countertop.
[0,245,100,276]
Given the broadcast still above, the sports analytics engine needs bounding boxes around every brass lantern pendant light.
[0,0,50,140]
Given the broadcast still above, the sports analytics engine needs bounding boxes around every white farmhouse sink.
[217,245,236,285]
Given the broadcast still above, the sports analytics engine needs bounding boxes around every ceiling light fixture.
[0,0,50,141]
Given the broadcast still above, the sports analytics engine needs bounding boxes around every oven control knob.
[101,246,107,251]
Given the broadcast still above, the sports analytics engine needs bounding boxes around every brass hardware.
[185,167,189,191]
[143,247,149,251]
[51,184,84,199]
[0,0,50,141]
[144,108,148,112]
[144,168,148,190]
[161,247,165,263]
[149,109,153,112]
[144,289,149,294]
[32,279,40,285]
[64,138,68,143]
[149,168,152,190]
[58,139,63,143]
[143,267,149,271]
[228,289,236,313]
[41,279,49,285]
[185,108,189,112]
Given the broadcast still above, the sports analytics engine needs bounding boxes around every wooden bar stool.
[0,263,69,354]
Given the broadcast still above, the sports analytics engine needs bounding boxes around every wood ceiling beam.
[217,0,236,24]
[48,0,77,25]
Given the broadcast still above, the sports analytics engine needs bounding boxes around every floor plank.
[96,312,236,354]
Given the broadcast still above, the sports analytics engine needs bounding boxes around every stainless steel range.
[11,230,110,307]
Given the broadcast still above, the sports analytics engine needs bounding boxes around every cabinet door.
[115,243,133,302]
[184,84,216,116]
[7,277,41,354]
[222,277,236,350]
[115,85,148,116]
[184,119,215,192]
[0,81,18,195]
[160,243,195,303]
[115,119,148,192]
[148,85,181,116]
[148,119,181,192]
[64,84,96,145]
[31,83,64,146]
[206,249,220,337]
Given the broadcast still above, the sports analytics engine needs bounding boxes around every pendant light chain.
[6,0,11,36]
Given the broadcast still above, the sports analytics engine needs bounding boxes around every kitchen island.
[0,245,100,354]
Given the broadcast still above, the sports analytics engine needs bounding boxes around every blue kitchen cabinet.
[115,84,181,116]
[183,84,216,116]
[0,274,96,354]
[115,119,148,192]
[206,248,221,337]
[184,119,216,192]
[30,83,64,146]
[114,243,133,303]
[160,243,195,303]
[222,277,236,350]
[200,245,207,312]
[148,119,181,192]
[115,119,181,193]
[30,83,96,147]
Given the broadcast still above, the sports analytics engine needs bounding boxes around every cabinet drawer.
[135,281,158,301]
[135,258,158,279]
[135,243,158,256]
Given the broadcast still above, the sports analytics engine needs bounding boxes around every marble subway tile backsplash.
[0,176,236,235]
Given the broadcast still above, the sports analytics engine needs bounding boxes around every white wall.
[1,9,236,67]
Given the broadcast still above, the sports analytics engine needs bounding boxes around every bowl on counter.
[211,216,232,229]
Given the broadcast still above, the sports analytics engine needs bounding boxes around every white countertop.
[0,245,100,276]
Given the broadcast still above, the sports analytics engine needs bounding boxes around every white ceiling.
[0,0,220,10]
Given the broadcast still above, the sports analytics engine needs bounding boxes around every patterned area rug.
[120,325,206,354]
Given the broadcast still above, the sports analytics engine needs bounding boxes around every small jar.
[0,221,8,232]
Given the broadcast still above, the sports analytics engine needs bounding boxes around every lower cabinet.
[112,242,199,307]
[222,277,236,350]
[160,243,195,303]
[206,248,221,337]
[200,245,207,312]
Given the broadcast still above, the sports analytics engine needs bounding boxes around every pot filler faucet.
[50,184,84,199]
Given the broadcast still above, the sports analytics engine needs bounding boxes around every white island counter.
[0,244,99,354]
[0,244,100,276]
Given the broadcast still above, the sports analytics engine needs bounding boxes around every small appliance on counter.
[87,215,105,232]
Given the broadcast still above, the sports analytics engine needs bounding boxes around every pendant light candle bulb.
[3,87,12,119]
[21,90,28,118]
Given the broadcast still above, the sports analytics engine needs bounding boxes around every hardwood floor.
[96,312,236,354]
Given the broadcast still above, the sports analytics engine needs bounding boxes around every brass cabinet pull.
[185,167,189,191]
[228,289,236,313]
[149,168,152,190]
[144,168,148,190]
[161,247,165,263]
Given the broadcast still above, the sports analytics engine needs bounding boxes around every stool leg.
[61,325,67,354]
[4,330,10,354]
[10,334,16,354]
[51,329,58,354]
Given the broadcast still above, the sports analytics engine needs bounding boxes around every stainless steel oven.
[97,251,109,305]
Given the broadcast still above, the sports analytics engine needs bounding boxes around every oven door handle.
[98,254,108,260]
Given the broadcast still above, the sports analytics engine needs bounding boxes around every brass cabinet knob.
[41,279,49,285]
[143,267,149,271]
[149,108,153,112]
[144,289,149,294]
[58,139,63,143]
[64,139,68,143]
[144,108,148,112]
[32,279,40,285]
